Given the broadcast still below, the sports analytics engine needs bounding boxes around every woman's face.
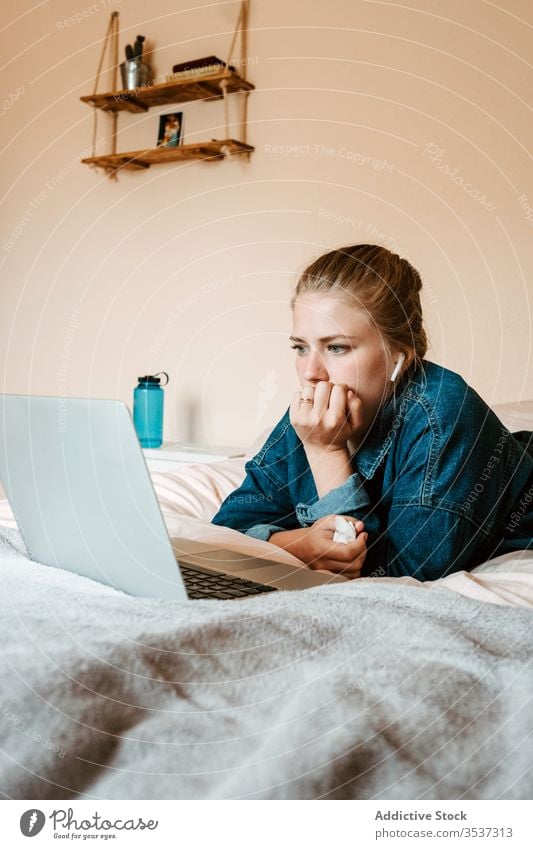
[291,293,397,434]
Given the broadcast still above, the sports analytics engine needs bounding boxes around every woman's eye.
[290,343,349,355]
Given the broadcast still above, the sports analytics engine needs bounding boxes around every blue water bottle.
[133,372,169,448]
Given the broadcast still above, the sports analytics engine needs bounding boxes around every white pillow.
[148,423,277,523]
[150,457,247,522]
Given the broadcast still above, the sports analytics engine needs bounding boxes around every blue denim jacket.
[211,360,533,580]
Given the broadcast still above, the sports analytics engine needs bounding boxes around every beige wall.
[2,0,532,452]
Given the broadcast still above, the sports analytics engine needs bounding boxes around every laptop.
[0,394,347,601]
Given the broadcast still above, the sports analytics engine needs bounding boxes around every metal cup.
[120,60,151,91]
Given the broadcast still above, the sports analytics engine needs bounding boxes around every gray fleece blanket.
[0,527,532,800]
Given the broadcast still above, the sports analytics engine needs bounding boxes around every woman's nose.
[302,351,329,382]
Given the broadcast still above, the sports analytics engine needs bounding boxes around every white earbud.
[390,352,406,382]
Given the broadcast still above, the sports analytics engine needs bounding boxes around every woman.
[211,244,533,580]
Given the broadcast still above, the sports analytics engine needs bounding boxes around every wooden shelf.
[81,138,254,173]
[80,70,254,114]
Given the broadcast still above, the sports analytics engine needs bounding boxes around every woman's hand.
[269,515,368,579]
[290,381,364,451]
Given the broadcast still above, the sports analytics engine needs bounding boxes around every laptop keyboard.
[179,563,277,599]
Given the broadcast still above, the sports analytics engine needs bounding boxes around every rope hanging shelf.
[81,2,254,177]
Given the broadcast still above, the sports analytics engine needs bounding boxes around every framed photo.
[157,112,183,148]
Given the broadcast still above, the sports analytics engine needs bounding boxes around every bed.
[0,401,532,800]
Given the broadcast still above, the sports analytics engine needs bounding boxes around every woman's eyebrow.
[289,335,357,343]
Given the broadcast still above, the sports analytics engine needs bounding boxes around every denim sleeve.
[295,471,371,526]
[243,523,290,542]
[361,503,489,581]
[211,460,298,536]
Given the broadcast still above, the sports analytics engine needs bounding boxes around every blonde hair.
[291,243,428,378]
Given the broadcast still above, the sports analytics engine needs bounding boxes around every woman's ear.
[396,350,415,369]
[390,350,415,381]
[390,354,405,382]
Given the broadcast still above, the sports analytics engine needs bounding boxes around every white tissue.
[332,515,357,544]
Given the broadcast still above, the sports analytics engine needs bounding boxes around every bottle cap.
[137,372,169,385]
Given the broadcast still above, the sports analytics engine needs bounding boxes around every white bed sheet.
[1,398,530,608]
[2,454,532,609]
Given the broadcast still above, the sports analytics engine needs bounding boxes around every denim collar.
[352,360,428,480]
